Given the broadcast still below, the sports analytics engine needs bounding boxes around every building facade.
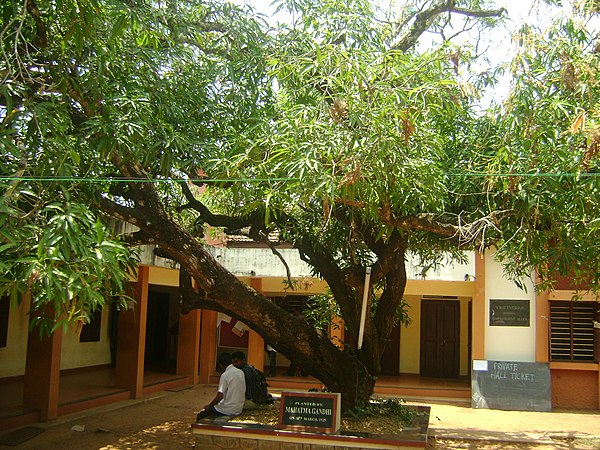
[0,246,598,430]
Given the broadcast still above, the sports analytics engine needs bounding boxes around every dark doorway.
[420,299,460,378]
[145,291,172,372]
[381,324,400,375]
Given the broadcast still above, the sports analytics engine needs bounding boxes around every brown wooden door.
[381,324,400,375]
[420,299,460,378]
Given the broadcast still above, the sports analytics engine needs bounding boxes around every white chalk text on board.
[489,361,535,381]
[472,360,551,412]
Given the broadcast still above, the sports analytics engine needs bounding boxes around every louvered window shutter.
[549,301,596,362]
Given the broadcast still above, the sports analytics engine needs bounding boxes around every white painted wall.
[60,308,112,370]
[484,251,536,362]
[406,252,475,281]
[206,247,314,277]
[206,246,475,281]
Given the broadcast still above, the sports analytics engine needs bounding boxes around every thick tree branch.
[178,266,202,314]
[26,0,48,48]
[373,247,407,352]
[391,213,458,236]
[387,212,503,249]
[451,6,506,18]
[99,197,147,227]
[178,181,263,230]
[392,0,505,52]
[328,206,402,287]
[294,233,362,333]
[178,181,295,282]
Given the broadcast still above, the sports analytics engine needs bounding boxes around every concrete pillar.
[199,310,217,384]
[248,330,265,371]
[472,251,486,360]
[535,290,550,363]
[246,277,265,370]
[177,309,201,384]
[115,265,149,398]
[22,301,62,421]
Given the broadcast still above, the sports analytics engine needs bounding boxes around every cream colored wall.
[484,251,536,362]
[399,295,471,376]
[60,307,112,370]
[148,266,179,287]
[241,276,329,296]
[0,298,30,378]
[405,279,473,297]
[399,295,421,374]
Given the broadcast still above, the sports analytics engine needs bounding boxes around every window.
[549,301,597,362]
[79,309,102,343]
[270,295,310,314]
[0,296,9,347]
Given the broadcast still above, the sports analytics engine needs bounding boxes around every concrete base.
[192,406,430,449]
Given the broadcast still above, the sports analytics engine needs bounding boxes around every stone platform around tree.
[191,405,430,449]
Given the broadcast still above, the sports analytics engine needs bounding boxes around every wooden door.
[420,299,460,378]
[381,324,400,376]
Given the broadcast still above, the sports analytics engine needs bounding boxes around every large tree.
[2,0,600,409]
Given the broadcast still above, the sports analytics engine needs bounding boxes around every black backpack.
[243,365,274,404]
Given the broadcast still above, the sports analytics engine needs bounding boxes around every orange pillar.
[115,265,149,398]
[177,309,201,384]
[248,330,265,371]
[22,303,62,421]
[199,309,217,384]
[246,277,265,370]
[535,290,550,363]
[329,316,344,349]
[472,251,486,360]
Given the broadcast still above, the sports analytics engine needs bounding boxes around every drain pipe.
[357,266,372,350]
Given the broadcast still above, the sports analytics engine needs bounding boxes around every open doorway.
[145,288,179,373]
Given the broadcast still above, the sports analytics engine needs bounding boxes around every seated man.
[231,351,273,410]
[196,352,245,421]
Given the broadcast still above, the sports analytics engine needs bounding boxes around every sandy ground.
[2,385,599,449]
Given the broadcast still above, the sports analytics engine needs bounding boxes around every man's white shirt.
[214,363,246,416]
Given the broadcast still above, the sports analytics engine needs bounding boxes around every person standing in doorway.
[266,344,277,377]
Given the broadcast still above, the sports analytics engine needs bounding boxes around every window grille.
[549,301,597,362]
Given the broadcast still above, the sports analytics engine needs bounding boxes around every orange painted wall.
[552,369,599,409]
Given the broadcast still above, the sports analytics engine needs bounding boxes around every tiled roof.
[225,230,288,247]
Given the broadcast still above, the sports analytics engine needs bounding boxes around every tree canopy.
[2,0,600,408]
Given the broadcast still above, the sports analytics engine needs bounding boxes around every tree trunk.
[101,175,405,411]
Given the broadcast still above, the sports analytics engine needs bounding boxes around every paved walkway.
[1,385,598,449]
[426,401,600,447]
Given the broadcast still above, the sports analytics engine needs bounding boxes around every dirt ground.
[2,385,599,449]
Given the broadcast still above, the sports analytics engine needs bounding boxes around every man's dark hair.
[231,351,246,361]
[217,352,232,368]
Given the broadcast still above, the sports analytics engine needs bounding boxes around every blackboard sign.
[278,392,341,433]
[472,360,551,411]
[489,299,530,326]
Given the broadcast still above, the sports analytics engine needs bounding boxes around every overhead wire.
[1,172,600,183]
